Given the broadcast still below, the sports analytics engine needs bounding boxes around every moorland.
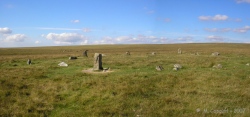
[0,43,249,116]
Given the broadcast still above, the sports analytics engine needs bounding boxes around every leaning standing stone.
[93,53,103,71]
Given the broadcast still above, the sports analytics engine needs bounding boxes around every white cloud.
[35,41,41,44]
[234,26,250,33]
[37,27,81,31]
[3,34,26,42]
[93,35,172,44]
[206,35,224,41]
[236,0,250,3]
[204,28,231,32]
[0,27,12,34]
[44,33,88,45]
[199,14,228,21]
[177,36,193,42]
[71,20,80,23]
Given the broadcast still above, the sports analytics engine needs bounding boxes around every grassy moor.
[0,44,249,116]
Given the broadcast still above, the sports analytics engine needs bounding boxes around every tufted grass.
[0,43,249,116]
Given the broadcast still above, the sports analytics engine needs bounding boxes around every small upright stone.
[178,48,182,54]
[152,52,156,55]
[126,51,130,55]
[93,53,103,71]
[27,59,31,65]
[83,50,88,57]
[246,63,249,66]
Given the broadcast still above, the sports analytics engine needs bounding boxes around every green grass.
[0,44,249,116]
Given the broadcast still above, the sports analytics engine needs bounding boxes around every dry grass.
[0,43,249,116]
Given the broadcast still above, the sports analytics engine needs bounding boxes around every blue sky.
[0,0,250,47]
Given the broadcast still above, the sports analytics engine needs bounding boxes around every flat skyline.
[0,0,250,47]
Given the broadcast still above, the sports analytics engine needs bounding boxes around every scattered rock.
[152,52,156,55]
[69,56,77,60]
[174,64,182,69]
[173,64,182,71]
[173,67,179,71]
[103,67,110,72]
[212,52,220,56]
[213,64,222,69]
[58,62,68,67]
[156,66,164,71]
[246,63,249,66]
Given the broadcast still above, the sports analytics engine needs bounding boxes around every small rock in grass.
[174,64,182,69]
[156,65,164,71]
[211,52,220,56]
[213,64,222,69]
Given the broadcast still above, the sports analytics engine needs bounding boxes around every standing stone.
[83,50,88,57]
[152,52,156,55]
[93,53,103,70]
[27,59,31,65]
[178,48,182,54]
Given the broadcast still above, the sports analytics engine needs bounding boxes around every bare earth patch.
[82,68,114,74]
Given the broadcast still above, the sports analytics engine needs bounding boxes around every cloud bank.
[199,14,228,21]
[44,33,88,45]
[0,27,12,34]
[3,34,27,42]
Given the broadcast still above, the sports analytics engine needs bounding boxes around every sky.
[0,0,250,47]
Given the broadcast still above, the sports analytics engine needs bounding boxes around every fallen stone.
[58,62,68,67]
[213,64,222,69]
[174,64,182,69]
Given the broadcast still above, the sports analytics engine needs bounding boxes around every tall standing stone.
[93,53,103,70]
